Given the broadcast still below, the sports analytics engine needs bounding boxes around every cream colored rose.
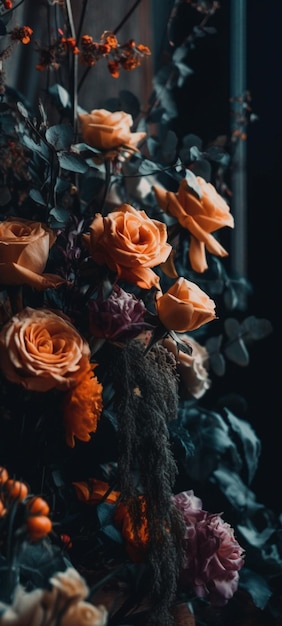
[0,569,108,626]
[156,277,216,332]
[0,217,65,290]
[162,334,211,399]
[49,568,89,600]
[61,601,108,626]
[79,108,146,151]
[0,307,91,392]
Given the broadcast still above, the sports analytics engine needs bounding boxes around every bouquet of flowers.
[0,2,281,625]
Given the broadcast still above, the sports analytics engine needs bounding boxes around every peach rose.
[153,176,234,272]
[162,334,211,399]
[0,307,91,392]
[78,108,146,151]
[0,218,65,290]
[83,203,171,289]
[156,277,216,332]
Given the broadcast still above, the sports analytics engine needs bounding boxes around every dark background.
[165,0,282,513]
[245,0,282,512]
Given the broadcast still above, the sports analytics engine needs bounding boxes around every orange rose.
[162,334,211,399]
[0,307,91,392]
[156,277,216,332]
[83,203,171,289]
[153,176,234,272]
[0,217,65,290]
[78,108,146,152]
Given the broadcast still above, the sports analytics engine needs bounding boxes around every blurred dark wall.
[245,0,282,511]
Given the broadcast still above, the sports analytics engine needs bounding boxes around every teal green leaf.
[46,124,74,151]
[58,152,88,173]
[238,569,272,610]
[29,188,46,206]
[242,315,273,340]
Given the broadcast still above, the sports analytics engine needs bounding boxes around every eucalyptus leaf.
[223,284,239,310]
[242,315,273,341]
[96,502,115,527]
[224,408,261,483]
[224,336,249,366]
[48,84,71,109]
[46,124,74,151]
[58,152,88,173]
[238,568,272,610]
[49,207,70,223]
[29,188,46,206]
[17,101,29,119]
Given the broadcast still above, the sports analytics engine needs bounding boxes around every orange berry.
[26,515,52,540]
[4,479,29,502]
[27,496,50,516]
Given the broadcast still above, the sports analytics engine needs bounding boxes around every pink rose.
[174,490,245,606]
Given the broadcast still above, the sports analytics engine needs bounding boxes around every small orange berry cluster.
[0,466,52,542]
[80,30,151,77]
[9,26,33,45]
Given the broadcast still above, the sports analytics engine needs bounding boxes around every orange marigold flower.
[63,362,103,448]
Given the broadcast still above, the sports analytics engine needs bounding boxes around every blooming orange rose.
[78,108,146,152]
[83,203,171,289]
[0,307,91,392]
[162,334,211,399]
[156,277,216,332]
[153,176,234,272]
[0,217,65,290]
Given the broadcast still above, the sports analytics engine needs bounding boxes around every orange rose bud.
[156,277,216,332]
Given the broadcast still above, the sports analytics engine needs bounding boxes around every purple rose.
[174,490,245,606]
[89,285,152,341]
